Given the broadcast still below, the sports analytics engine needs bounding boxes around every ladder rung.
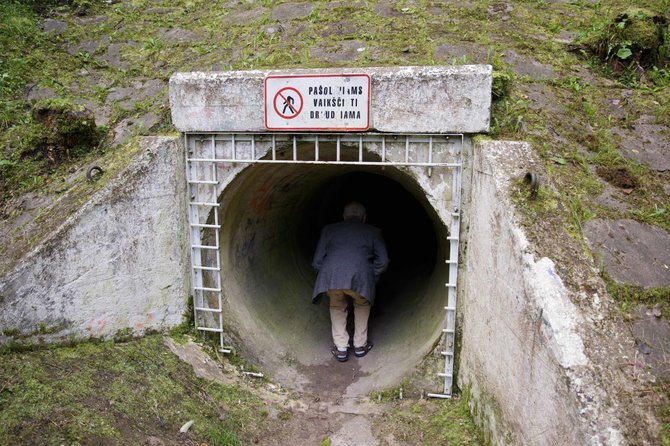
[220,348,232,354]
[444,306,456,311]
[427,393,452,399]
[192,265,220,271]
[445,283,456,288]
[451,212,460,217]
[441,351,453,356]
[188,180,219,185]
[192,245,219,250]
[187,158,222,162]
[195,306,222,313]
[438,372,453,378]
[443,329,455,333]
[190,202,220,207]
[190,223,221,229]
[194,286,221,292]
[445,260,458,264]
[447,236,459,241]
[196,326,223,333]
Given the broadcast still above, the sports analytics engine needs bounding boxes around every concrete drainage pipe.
[213,161,450,396]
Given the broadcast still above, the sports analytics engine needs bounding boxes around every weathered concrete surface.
[610,115,670,172]
[458,140,647,445]
[583,218,670,288]
[169,65,492,133]
[632,306,670,381]
[0,136,189,341]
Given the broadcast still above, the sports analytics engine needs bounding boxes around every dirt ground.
[167,337,482,446]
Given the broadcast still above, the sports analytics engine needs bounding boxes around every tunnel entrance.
[186,133,462,396]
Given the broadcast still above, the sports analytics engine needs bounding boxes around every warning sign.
[273,87,303,119]
[264,74,370,131]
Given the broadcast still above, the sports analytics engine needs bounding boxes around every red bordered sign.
[264,74,371,131]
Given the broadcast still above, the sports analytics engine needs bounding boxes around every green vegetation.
[659,382,670,446]
[0,335,266,445]
[374,396,482,445]
[581,7,669,74]
[605,275,670,316]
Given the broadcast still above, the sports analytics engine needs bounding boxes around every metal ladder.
[428,158,462,399]
[185,134,230,353]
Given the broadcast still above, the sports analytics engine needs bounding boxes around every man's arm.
[312,227,329,271]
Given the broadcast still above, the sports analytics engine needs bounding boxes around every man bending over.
[312,201,389,362]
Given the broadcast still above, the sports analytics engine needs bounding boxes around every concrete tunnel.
[213,159,450,394]
[170,65,493,395]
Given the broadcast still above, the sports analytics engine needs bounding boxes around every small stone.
[42,19,67,34]
[636,340,652,355]
[652,306,662,318]
[145,437,165,446]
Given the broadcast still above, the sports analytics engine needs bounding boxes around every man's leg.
[327,289,349,349]
[346,291,371,349]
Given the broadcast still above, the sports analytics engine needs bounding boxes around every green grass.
[374,396,482,445]
[604,275,670,317]
[0,335,266,445]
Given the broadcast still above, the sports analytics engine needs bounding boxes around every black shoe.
[354,341,373,358]
[331,346,349,362]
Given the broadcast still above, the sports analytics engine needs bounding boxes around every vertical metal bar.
[336,136,341,162]
[405,136,409,164]
[272,134,276,160]
[293,135,297,161]
[210,135,216,203]
[428,135,433,177]
[210,134,216,161]
[232,134,236,161]
[428,135,433,165]
[315,135,319,161]
[211,136,223,350]
[251,134,256,161]
[358,136,363,162]
[382,136,386,163]
[442,137,463,397]
[186,134,204,330]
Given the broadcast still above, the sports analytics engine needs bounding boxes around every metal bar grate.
[185,132,462,167]
[184,131,464,384]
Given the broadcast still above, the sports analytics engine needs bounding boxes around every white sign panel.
[264,74,370,131]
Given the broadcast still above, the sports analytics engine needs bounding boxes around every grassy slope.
[0,336,267,445]
[1,0,669,443]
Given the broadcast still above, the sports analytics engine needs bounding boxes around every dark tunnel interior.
[214,155,450,394]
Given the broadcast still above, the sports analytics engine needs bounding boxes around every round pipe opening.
[216,157,449,395]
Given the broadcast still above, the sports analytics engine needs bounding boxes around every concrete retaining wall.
[458,140,625,445]
[0,136,189,342]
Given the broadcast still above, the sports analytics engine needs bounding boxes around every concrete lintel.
[169,65,492,133]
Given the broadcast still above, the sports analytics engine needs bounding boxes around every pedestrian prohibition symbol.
[273,87,303,119]
[264,74,371,131]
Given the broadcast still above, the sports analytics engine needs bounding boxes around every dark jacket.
[312,219,389,304]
